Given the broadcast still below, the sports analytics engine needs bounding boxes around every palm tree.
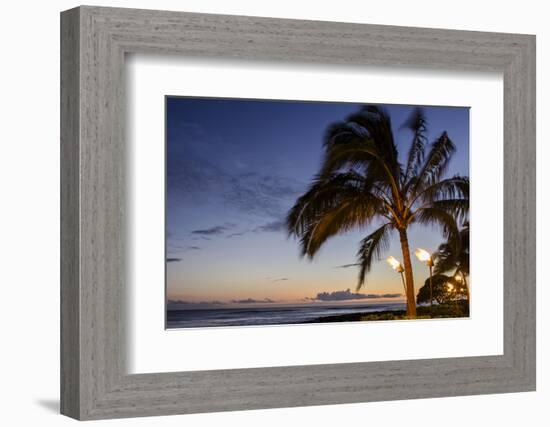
[433,222,470,302]
[286,106,469,317]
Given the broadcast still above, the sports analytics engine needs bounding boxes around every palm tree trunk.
[398,228,417,318]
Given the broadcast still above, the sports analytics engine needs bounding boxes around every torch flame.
[414,248,432,263]
[386,256,403,272]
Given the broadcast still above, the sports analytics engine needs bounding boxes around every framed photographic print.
[164,97,471,329]
[61,6,536,420]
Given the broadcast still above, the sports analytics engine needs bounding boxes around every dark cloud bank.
[190,219,286,241]
[231,298,276,304]
[313,289,402,301]
[191,224,234,236]
[167,297,277,309]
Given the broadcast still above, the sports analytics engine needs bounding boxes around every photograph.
[165,97,470,329]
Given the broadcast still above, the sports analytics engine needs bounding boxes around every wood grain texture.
[60,7,80,419]
[60,5,536,420]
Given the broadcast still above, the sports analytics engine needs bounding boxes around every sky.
[166,97,469,308]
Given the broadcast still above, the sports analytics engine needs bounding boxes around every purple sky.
[166,97,469,307]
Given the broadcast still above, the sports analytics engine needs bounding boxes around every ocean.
[166,301,406,329]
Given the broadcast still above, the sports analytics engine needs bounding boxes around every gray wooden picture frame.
[60,5,536,421]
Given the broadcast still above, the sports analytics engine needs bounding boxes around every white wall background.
[0,0,546,425]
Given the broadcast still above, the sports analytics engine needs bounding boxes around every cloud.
[166,126,305,219]
[231,298,276,304]
[166,244,202,256]
[191,225,228,236]
[313,289,402,301]
[225,220,286,239]
[226,231,248,238]
[222,173,303,218]
[271,277,289,283]
[253,220,286,233]
[167,299,226,308]
[166,258,182,263]
[167,298,281,307]
[167,244,186,252]
[334,263,360,269]
[167,299,189,304]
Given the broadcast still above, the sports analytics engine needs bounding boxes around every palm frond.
[287,172,365,236]
[321,106,402,191]
[346,106,399,167]
[429,199,469,224]
[300,195,384,257]
[433,244,457,275]
[459,222,470,250]
[323,121,368,150]
[433,221,470,275]
[287,173,387,258]
[357,222,393,289]
[320,141,403,203]
[320,140,379,176]
[416,131,456,189]
[412,207,459,245]
[401,108,427,183]
[415,175,469,205]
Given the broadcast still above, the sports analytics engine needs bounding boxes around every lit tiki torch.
[415,248,434,313]
[386,256,406,296]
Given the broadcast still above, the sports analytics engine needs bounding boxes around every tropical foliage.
[433,222,470,302]
[286,106,469,317]
[416,274,468,305]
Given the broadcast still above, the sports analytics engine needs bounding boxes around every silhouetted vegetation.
[305,301,469,324]
[416,274,468,305]
[431,222,470,303]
